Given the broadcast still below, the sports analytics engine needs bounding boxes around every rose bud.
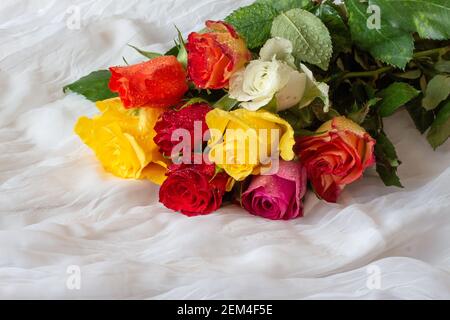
[159,163,230,217]
[296,117,376,203]
[109,55,188,109]
[241,161,307,220]
[186,20,251,90]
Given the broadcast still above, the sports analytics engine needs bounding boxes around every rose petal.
[242,160,306,220]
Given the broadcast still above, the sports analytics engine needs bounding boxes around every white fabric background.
[0,0,449,300]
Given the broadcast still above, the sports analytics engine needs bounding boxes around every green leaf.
[375,131,403,188]
[345,0,414,69]
[423,75,450,110]
[406,96,435,134]
[370,0,450,40]
[348,98,380,124]
[313,4,352,55]
[63,70,117,102]
[256,0,313,13]
[434,59,450,73]
[261,96,278,113]
[213,94,239,111]
[311,103,340,122]
[271,9,333,70]
[350,80,377,105]
[176,97,209,111]
[175,26,188,68]
[295,129,327,137]
[299,80,330,111]
[377,83,420,117]
[210,166,225,183]
[165,45,179,57]
[279,105,315,132]
[393,69,422,80]
[127,44,162,60]
[225,3,278,49]
[362,112,383,136]
[427,100,450,149]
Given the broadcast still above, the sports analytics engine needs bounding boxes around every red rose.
[109,56,188,109]
[154,103,212,157]
[187,21,251,90]
[159,163,229,216]
[296,117,376,203]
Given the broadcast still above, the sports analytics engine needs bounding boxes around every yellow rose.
[75,98,168,185]
[206,108,295,181]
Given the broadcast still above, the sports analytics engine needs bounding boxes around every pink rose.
[241,161,307,220]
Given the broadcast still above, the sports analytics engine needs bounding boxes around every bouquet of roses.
[64,0,450,220]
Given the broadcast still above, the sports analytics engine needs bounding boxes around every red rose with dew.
[153,103,212,158]
[109,56,188,109]
[159,163,230,216]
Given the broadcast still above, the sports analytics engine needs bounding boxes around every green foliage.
[271,9,332,70]
[422,75,450,110]
[348,98,380,124]
[346,0,450,68]
[177,97,209,110]
[256,0,312,13]
[375,132,403,188]
[370,0,450,40]
[406,96,435,134]
[311,104,340,122]
[127,44,162,60]
[261,97,278,113]
[313,3,351,55]
[434,60,450,73]
[165,45,179,57]
[427,100,450,149]
[377,83,420,117]
[345,0,414,69]
[225,3,278,49]
[63,70,117,102]
[175,26,188,68]
[213,94,239,111]
[280,106,315,135]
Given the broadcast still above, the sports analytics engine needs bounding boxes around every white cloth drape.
[0,0,449,299]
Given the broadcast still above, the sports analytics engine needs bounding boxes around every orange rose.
[296,117,376,203]
[186,20,251,89]
[109,56,188,109]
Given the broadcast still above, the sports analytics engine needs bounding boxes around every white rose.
[229,37,330,112]
[259,37,296,67]
[229,58,304,111]
[297,63,330,111]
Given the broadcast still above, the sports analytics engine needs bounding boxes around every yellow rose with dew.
[75,98,168,185]
[206,108,295,181]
